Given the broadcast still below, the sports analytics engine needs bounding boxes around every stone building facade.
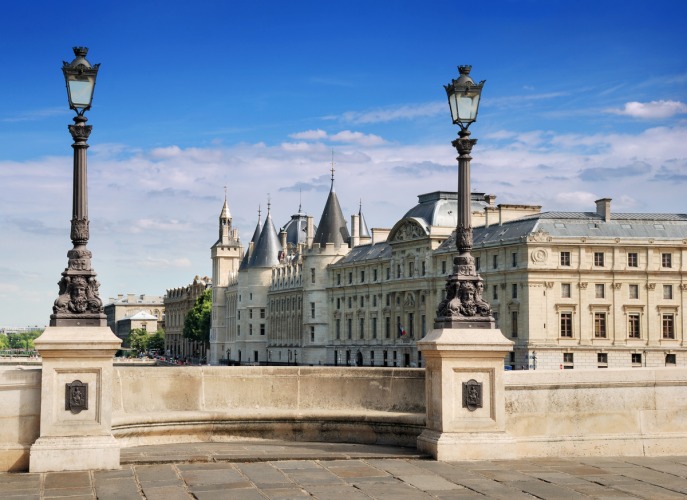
[104,294,165,342]
[164,275,212,359]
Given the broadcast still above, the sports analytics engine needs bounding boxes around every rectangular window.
[396,265,401,279]
[664,285,673,300]
[386,267,390,280]
[560,312,573,338]
[512,284,518,299]
[597,353,608,365]
[493,285,498,300]
[632,353,642,366]
[441,261,447,274]
[563,353,574,363]
[561,283,571,298]
[408,262,414,277]
[627,253,638,267]
[386,294,390,307]
[249,309,253,319]
[373,295,377,307]
[370,351,375,365]
[666,353,676,365]
[360,296,364,308]
[628,313,640,338]
[348,297,352,309]
[594,252,604,267]
[372,317,377,339]
[662,253,672,268]
[348,272,353,284]
[311,268,316,283]
[249,324,253,336]
[662,314,675,339]
[594,312,607,338]
[238,311,241,320]
[336,319,340,339]
[385,317,390,339]
[422,261,426,276]
[310,326,315,342]
[595,284,605,299]
[237,325,240,336]
[408,312,414,338]
[347,319,352,339]
[560,251,571,266]
[310,302,315,319]
[512,252,517,267]
[373,269,378,281]
[336,298,341,310]
[337,273,341,285]
[629,284,639,299]
[421,314,426,338]
[492,255,498,269]
[475,257,480,271]
[511,311,518,338]
[260,324,265,336]
[359,318,365,339]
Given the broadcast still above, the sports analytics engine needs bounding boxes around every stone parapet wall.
[0,367,41,471]
[111,366,426,447]
[504,367,687,457]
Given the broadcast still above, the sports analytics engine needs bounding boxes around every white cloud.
[608,100,687,119]
[338,102,445,124]
[289,129,327,140]
[329,130,385,146]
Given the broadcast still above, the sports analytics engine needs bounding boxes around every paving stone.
[524,470,594,484]
[325,465,390,478]
[283,469,345,485]
[301,484,372,499]
[44,495,94,500]
[43,486,94,497]
[193,489,265,500]
[94,477,142,498]
[0,474,41,486]
[259,486,312,499]
[93,468,135,479]
[2,495,40,500]
[270,460,324,470]
[134,464,180,482]
[609,481,687,500]
[354,481,435,499]
[364,459,431,476]
[235,462,290,485]
[44,471,91,489]
[139,485,192,500]
[509,479,585,499]
[395,473,462,491]
[180,468,245,486]
[447,477,536,500]
[472,468,539,482]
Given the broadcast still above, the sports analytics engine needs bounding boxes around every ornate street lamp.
[50,47,106,327]
[435,65,494,329]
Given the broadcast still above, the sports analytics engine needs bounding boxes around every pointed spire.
[358,199,371,239]
[249,201,281,267]
[240,206,263,270]
[313,159,349,248]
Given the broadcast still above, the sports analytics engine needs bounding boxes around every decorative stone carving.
[647,283,656,290]
[578,282,588,289]
[65,380,88,414]
[531,248,548,263]
[528,229,550,243]
[462,379,482,411]
[70,218,89,245]
[392,221,425,242]
[612,283,622,290]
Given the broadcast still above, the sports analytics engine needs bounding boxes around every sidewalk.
[3,440,687,499]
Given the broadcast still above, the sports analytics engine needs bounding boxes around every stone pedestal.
[417,327,514,461]
[29,327,121,472]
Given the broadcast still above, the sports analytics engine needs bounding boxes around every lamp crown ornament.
[435,65,494,330]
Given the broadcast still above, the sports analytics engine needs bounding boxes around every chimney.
[306,216,314,249]
[351,214,360,248]
[484,207,490,228]
[485,194,496,206]
[280,229,287,253]
[498,205,503,226]
[595,198,612,223]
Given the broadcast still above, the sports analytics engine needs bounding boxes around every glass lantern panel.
[448,95,459,123]
[68,79,94,108]
[458,95,478,122]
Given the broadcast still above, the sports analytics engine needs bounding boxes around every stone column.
[29,326,121,472]
[417,328,515,461]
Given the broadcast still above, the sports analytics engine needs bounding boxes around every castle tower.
[209,191,242,364]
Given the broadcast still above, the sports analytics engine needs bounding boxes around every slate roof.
[313,184,350,248]
[331,241,392,266]
[249,210,282,268]
[402,191,494,228]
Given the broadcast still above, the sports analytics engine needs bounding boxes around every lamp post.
[50,47,106,327]
[435,65,494,329]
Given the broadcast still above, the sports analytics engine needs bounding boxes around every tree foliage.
[183,288,212,350]
[124,328,165,356]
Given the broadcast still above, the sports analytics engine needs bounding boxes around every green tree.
[126,328,149,354]
[0,335,8,350]
[148,329,165,353]
[183,288,212,355]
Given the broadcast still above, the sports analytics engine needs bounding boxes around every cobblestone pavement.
[3,441,687,499]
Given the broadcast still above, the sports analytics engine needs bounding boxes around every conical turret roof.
[313,180,349,248]
[359,202,371,239]
[249,207,281,267]
[240,209,262,270]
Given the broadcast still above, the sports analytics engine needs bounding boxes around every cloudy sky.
[1,1,685,327]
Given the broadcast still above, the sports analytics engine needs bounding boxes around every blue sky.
[1,0,686,327]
